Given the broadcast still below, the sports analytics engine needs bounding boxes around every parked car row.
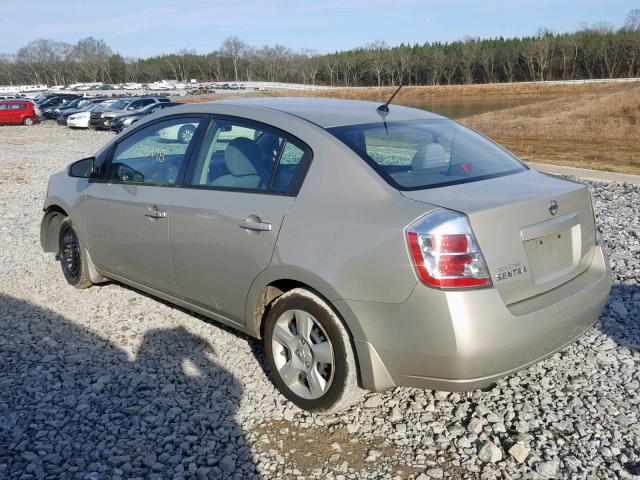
[0,92,182,133]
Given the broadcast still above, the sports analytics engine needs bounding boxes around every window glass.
[110,99,128,109]
[329,119,526,190]
[272,142,305,193]
[0,104,6,110]
[191,119,307,193]
[107,118,200,186]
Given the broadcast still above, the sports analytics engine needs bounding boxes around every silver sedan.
[41,98,611,411]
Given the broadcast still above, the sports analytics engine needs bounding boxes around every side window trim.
[182,113,313,197]
[92,114,210,187]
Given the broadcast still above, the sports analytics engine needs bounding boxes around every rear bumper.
[338,245,611,392]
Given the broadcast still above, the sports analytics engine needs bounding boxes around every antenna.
[377,82,404,113]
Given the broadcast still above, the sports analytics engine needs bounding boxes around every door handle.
[239,219,272,232]
[144,210,167,219]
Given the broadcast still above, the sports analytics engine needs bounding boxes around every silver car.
[41,98,611,412]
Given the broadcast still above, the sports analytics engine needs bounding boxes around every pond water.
[398,95,556,119]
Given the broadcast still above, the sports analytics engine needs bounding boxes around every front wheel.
[58,219,93,289]
[264,288,363,412]
[23,117,34,126]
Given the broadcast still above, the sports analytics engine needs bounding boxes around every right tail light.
[406,209,492,289]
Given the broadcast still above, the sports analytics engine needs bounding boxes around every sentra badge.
[496,262,528,282]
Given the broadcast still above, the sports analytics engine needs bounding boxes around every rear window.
[329,119,526,190]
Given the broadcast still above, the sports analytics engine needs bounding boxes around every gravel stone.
[0,124,638,479]
[536,460,559,477]
[425,467,444,478]
[508,444,529,464]
[477,441,503,463]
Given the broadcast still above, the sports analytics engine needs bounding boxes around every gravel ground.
[0,122,638,479]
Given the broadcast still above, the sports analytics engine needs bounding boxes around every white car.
[67,110,92,128]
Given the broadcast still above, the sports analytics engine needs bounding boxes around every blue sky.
[4,0,637,57]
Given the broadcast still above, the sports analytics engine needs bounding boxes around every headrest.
[225,137,264,177]
[412,143,447,170]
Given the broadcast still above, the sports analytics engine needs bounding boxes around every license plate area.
[524,225,581,285]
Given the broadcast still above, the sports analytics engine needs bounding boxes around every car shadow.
[595,283,639,352]
[0,293,261,479]
[113,280,274,386]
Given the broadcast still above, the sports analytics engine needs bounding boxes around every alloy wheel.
[181,128,194,143]
[271,309,335,399]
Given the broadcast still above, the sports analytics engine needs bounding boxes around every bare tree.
[523,30,554,81]
[72,37,112,82]
[220,36,247,81]
[625,9,640,32]
[365,41,389,86]
[459,37,480,84]
[0,54,16,85]
[479,48,497,83]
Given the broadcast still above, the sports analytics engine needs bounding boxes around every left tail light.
[406,209,492,289]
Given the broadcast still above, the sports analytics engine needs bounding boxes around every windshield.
[329,119,526,190]
[110,99,129,110]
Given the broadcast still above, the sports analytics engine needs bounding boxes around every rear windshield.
[329,119,526,190]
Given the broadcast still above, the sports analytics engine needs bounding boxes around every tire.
[177,125,196,144]
[264,288,363,412]
[58,218,93,289]
[23,117,34,126]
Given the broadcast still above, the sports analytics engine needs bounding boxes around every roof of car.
[206,97,442,128]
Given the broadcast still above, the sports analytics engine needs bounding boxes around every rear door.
[169,116,311,323]
[84,115,206,295]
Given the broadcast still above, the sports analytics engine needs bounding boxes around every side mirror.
[68,157,95,178]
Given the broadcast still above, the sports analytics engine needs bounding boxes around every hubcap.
[271,309,335,399]
[181,129,193,143]
[61,229,81,281]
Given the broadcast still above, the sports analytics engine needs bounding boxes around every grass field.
[459,83,640,175]
[193,82,640,175]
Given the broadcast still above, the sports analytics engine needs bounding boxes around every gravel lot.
[0,122,638,479]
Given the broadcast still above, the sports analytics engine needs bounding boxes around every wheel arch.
[246,268,369,388]
[40,205,69,252]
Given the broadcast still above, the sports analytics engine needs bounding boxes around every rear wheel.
[23,117,34,126]
[177,125,196,144]
[58,219,93,289]
[264,288,363,412]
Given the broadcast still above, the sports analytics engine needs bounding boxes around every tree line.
[1,9,639,88]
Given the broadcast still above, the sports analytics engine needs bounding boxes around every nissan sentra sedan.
[40,98,611,412]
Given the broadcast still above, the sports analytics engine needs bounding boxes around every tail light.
[406,209,491,289]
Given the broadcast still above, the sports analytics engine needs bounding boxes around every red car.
[0,100,41,125]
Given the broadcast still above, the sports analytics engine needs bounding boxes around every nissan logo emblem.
[548,200,559,216]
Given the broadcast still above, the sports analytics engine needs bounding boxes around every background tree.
[2,10,639,88]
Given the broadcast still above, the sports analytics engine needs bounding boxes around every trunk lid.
[402,169,596,305]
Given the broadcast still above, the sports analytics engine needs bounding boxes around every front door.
[84,116,204,295]
[170,116,310,323]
